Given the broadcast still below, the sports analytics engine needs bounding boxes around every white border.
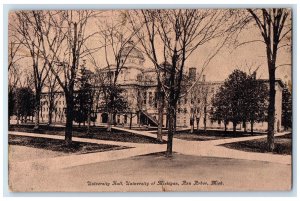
[1,0,299,200]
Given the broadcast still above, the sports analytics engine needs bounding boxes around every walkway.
[9,131,165,171]
[8,129,291,173]
[112,127,291,165]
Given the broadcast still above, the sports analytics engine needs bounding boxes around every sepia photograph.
[7,7,292,192]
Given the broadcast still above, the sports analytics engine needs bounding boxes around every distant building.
[40,43,285,132]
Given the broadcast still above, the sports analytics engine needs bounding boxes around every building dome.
[121,46,145,61]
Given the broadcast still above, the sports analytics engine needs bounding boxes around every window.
[143,92,147,105]
[149,92,153,105]
[124,115,127,124]
[117,115,120,124]
[137,74,142,81]
[154,92,158,108]
[184,108,187,114]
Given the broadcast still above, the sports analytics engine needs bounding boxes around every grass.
[9,135,129,154]
[221,133,292,155]
[9,124,166,144]
[173,129,265,141]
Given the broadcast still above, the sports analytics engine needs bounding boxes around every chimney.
[202,74,206,82]
[252,71,257,79]
[188,67,196,82]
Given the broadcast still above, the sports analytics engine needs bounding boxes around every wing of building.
[40,43,285,132]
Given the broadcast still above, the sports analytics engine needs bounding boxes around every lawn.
[173,129,265,141]
[9,124,165,144]
[9,152,292,192]
[9,135,129,155]
[221,133,292,155]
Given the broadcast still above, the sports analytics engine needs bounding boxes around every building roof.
[121,46,145,61]
[257,79,285,88]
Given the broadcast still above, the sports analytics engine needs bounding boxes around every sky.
[87,9,292,84]
[138,22,292,83]
[9,9,292,85]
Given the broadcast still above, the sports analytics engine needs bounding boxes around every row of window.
[140,91,208,107]
[41,114,65,119]
[41,93,64,99]
[42,100,65,106]
[42,107,64,112]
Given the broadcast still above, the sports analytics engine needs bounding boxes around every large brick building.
[40,43,285,132]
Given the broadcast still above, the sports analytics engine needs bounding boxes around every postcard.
[8,8,292,192]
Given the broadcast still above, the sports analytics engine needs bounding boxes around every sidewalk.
[9,131,166,171]
[112,127,291,165]
[172,131,291,165]
[9,129,291,172]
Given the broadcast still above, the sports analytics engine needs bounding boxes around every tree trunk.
[107,112,113,131]
[196,117,200,131]
[243,120,247,133]
[48,108,52,126]
[16,112,20,125]
[137,110,141,127]
[233,122,237,132]
[166,101,176,157]
[129,112,132,129]
[190,117,194,133]
[267,67,276,151]
[157,89,164,142]
[87,106,91,134]
[65,94,74,146]
[33,91,41,130]
[251,119,254,135]
[204,104,207,132]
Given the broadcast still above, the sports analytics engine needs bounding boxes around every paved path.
[8,129,291,173]
[111,127,291,165]
[112,126,168,140]
[173,132,291,165]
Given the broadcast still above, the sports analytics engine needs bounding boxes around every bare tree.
[126,10,166,141]
[37,10,101,145]
[44,69,61,126]
[8,36,24,72]
[247,9,291,151]
[188,81,210,132]
[8,29,25,127]
[8,64,22,126]
[12,11,52,130]
[97,12,141,131]
[128,9,246,156]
